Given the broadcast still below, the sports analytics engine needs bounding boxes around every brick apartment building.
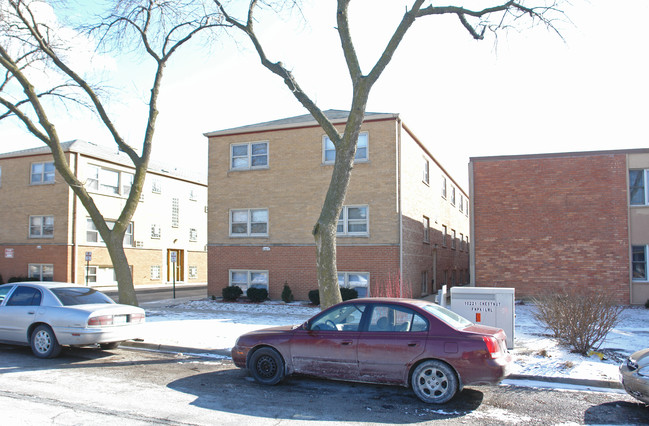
[469,148,649,305]
[205,110,470,301]
[0,140,207,286]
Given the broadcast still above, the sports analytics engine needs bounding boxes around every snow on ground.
[139,298,649,383]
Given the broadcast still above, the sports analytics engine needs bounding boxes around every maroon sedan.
[232,298,511,403]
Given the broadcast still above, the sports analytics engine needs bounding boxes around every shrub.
[281,283,294,303]
[340,287,358,301]
[222,285,243,301]
[8,276,38,283]
[308,289,320,306]
[645,298,649,309]
[0,273,3,285]
[532,292,625,355]
[247,287,268,303]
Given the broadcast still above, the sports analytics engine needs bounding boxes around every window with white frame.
[423,216,430,243]
[630,170,648,205]
[86,165,132,196]
[451,186,456,206]
[337,205,368,236]
[189,228,198,242]
[459,194,464,213]
[150,265,161,280]
[86,219,133,246]
[29,215,54,238]
[151,224,161,239]
[171,198,179,228]
[29,264,53,281]
[323,132,368,164]
[422,158,429,185]
[231,141,268,170]
[85,266,97,284]
[441,176,447,199]
[31,162,55,184]
[337,272,369,297]
[632,245,647,281]
[230,270,268,292]
[189,266,198,279]
[230,209,268,237]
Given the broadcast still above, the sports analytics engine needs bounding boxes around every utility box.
[449,287,515,349]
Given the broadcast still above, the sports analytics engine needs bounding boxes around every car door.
[0,285,43,343]
[357,304,428,384]
[289,303,365,380]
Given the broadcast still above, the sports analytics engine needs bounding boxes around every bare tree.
[214,0,564,309]
[0,0,225,305]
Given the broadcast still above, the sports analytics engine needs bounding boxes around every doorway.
[167,249,184,283]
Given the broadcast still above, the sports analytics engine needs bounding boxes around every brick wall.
[0,244,72,282]
[208,245,400,301]
[472,153,630,303]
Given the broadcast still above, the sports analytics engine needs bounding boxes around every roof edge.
[470,147,649,163]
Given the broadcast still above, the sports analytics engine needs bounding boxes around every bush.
[8,276,38,283]
[222,285,243,301]
[0,273,3,285]
[308,289,320,306]
[340,287,358,301]
[645,298,649,309]
[281,283,294,303]
[247,287,268,303]
[532,292,625,355]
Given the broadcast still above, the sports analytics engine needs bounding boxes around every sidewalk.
[121,297,649,393]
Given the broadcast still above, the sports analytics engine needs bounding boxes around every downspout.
[397,118,403,297]
[469,160,476,286]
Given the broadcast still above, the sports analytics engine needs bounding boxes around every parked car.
[0,282,145,358]
[620,348,649,405]
[232,297,511,403]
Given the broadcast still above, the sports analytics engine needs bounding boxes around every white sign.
[170,251,177,263]
[5,248,14,259]
[85,252,92,261]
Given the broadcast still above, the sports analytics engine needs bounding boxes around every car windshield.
[50,288,115,306]
[423,303,473,329]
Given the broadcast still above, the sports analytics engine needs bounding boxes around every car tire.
[249,347,285,385]
[30,324,62,359]
[99,342,121,350]
[411,360,458,404]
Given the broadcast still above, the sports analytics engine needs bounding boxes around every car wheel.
[30,325,62,359]
[411,360,458,404]
[99,342,121,350]
[249,347,285,385]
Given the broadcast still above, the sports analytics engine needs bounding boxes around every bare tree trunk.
[106,237,137,306]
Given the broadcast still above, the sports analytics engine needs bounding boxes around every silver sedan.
[620,348,649,405]
[0,282,145,358]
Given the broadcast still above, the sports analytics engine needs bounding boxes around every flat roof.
[470,147,649,163]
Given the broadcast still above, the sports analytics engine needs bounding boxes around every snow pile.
[139,298,649,382]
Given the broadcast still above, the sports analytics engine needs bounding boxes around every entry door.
[167,249,184,282]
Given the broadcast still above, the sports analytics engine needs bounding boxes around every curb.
[122,341,623,390]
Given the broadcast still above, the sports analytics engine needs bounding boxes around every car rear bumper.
[53,325,144,346]
[462,353,512,386]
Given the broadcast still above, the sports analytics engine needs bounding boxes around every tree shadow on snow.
[167,370,484,423]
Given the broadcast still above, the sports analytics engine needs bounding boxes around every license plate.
[113,315,127,325]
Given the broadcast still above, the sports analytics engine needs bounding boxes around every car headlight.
[627,357,639,371]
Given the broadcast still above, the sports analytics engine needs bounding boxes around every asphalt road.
[103,284,207,304]
[0,345,647,425]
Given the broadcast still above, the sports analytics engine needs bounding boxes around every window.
[337,205,369,236]
[451,186,456,206]
[150,265,161,280]
[459,194,464,213]
[323,132,368,164]
[30,162,55,184]
[86,165,132,196]
[423,216,430,243]
[421,271,428,296]
[460,233,464,251]
[451,229,456,249]
[633,245,647,281]
[368,305,428,332]
[337,272,369,297]
[230,209,268,237]
[189,228,198,242]
[189,266,198,279]
[230,270,268,292]
[231,141,268,170]
[152,179,162,194]
[87,219,133,246]
[28,264,53,281]
[422,158,429,184]
[441,176,447,199]
[172,198,179,228]
[6,286,42,306]
[85,266,97,284]
[442,225,448,247]
[29,215,54,238]
[630,170,647,205]
[189,189,197,201]
[310,303,365,332]
[151,224,161,239]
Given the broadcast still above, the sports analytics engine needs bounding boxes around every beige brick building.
[469,148,649,305]
[205,110,470,301]
[0,140,207,287]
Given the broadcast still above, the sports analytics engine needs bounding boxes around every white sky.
[2,0,648,191]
